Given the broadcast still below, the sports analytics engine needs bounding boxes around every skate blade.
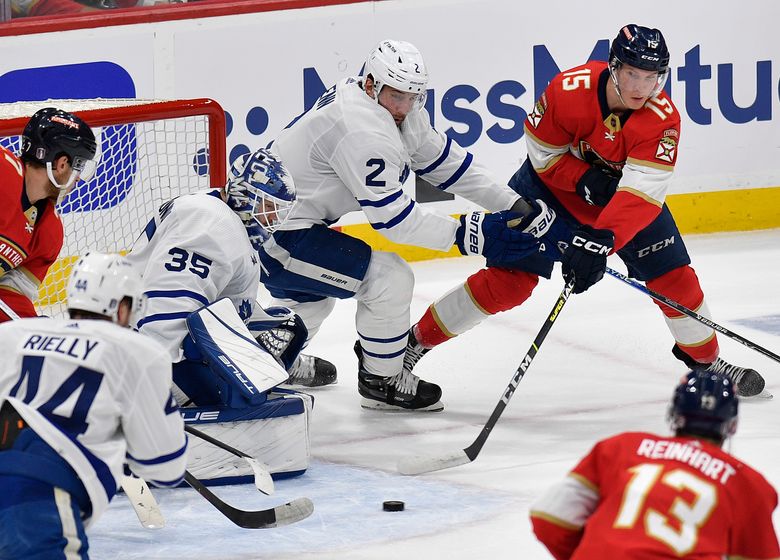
[360,397,444,412]
[742,389,773,401]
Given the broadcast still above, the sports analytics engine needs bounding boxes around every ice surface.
[91,229,780,559]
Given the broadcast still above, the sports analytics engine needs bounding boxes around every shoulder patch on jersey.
[662,128,679,139]
[655,136,677,164]
[527,94,547,129]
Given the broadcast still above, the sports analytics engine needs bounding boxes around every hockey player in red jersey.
[530,370,780,559]
[0,108,97,322]
[404,24,768,398]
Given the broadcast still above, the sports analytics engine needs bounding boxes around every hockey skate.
[354,340,443,412]
[703,358,771,399]
[672,345,771,399]
[403,326,430,372]
[286,354,338,387]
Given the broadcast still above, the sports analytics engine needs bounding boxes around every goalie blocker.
[174,299,313,484]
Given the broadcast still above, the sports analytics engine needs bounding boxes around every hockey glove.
[455,210,540,264]
[575,166,620,207]
[561,225,614,294]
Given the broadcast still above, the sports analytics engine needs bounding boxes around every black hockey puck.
[382,500,405,512]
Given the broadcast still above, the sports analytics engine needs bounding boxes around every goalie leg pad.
[182,389,313,485]
[184,299,289,408]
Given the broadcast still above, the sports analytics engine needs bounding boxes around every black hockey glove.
[455,210,540,265]
[575,166,620,207]
[561,225,614,294]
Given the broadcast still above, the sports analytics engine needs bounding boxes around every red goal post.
[0,97,227,317]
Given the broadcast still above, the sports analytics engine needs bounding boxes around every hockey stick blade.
[121,474,165,529]
[185,424,274,495]
[398,278,575,476]
[184,471,313,528]
[398,450,471,476]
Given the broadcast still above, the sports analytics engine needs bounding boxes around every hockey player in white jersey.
[263,39,560,411]
[127,147,332,410]
[0,252,187,560]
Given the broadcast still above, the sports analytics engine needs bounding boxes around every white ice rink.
[91,228,780,559]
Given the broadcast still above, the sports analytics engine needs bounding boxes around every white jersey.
[127,191,261,361]
[0,318,187,526]
[271,77,520,252]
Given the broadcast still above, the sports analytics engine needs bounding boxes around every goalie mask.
[66,252,146,326]
[609,24,670,101]
[20,107,98,192]
[667,370,738,443]
[226,148,296,239]
[364,39,429,112]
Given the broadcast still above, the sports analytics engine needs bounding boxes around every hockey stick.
[184,424,275,495]
[398,277,576,476]
[183,471,313,529]
[0,299,168,528]
[606,267,780,364]
[121,474,165,529]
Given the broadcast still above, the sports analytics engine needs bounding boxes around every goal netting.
[0,97,227,317]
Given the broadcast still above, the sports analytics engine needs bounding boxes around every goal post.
[0,97,227,317]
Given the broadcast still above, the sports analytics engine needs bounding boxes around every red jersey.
[524,61,681,250]
[531,432,780,559]
[0,146,64,320]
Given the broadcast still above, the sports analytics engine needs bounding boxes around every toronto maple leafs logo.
[238,299,253,321]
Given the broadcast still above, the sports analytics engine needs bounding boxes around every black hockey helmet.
[667,370,738,444]
[610,24,670,74]
[20,107,97,169]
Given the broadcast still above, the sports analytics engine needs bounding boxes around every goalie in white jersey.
[263,39,560,411]
[0,252,187,560]
[127,147,332,411]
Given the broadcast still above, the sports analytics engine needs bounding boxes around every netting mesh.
[0,99,218,317]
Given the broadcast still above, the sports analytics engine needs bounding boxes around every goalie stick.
[0,299,167,528]
[184,424,275,495]
[398,277,576,476]
[606,267,780,365]
[184,471,313,528]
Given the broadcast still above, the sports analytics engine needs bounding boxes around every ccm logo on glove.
[571,235,611,255]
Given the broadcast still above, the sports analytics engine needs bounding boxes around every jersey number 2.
[9,355,104,436]
[614,463,717,555]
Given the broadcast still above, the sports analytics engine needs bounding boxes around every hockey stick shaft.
[184,424,274,495]
[398,278,576,475]
[183,470,313,528]
[606,267,780,364]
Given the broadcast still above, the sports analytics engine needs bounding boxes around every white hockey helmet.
[365,39,429,110]
[66,252,146,325]
[226,148,296,236]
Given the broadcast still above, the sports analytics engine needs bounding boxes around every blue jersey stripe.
[435,152,473,191]
[137,311,191,328]
[357,189,403,208]
[358,330,409,344]
[416,136,452,176]
[144,289,210,306]
[148,474,185,488]
[127,439,188,466]
[143,217,157,241]
[360,346,407,359]
[370,200,415,230]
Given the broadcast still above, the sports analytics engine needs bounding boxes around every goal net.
[0,98,227,317]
